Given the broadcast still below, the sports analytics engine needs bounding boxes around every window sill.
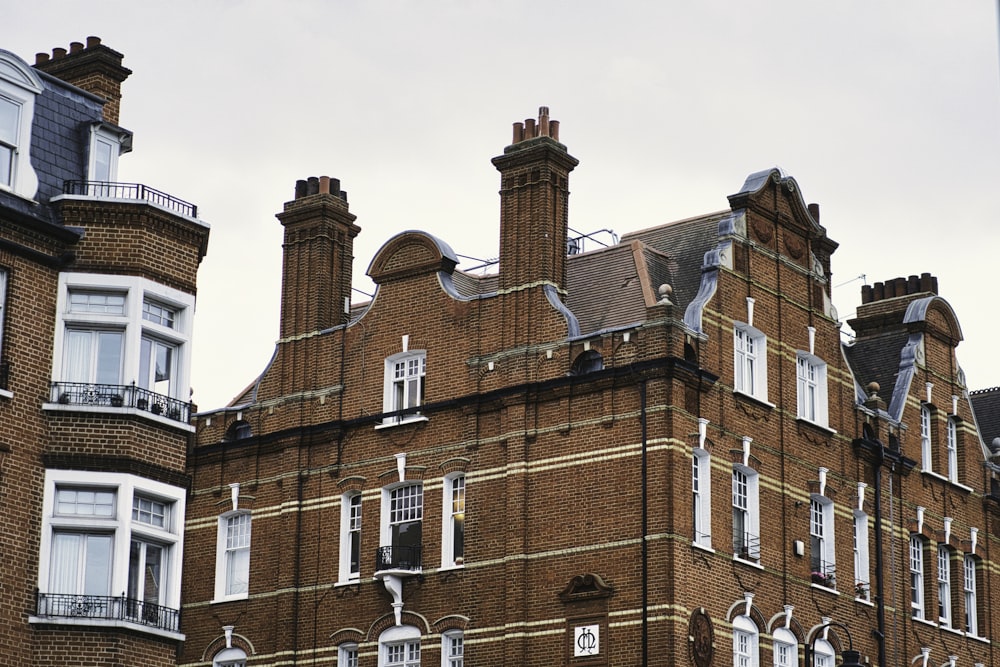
[733,390,775,410]
[795,417,836,435]
[854,597,874,607]
[375,415,428,430]
[692,542,715,554]
[919,470,973,494]
[42,402,196,432]
[335,578,361,587]
[733,555,763,570]
[28,615,184,641]
[438,562,466,572]
[0,388,11,400]
[810,583,839,595]
[912,617,937,628]
[210,593,248,605]
[940,625,964,637]
[966,632,990,644]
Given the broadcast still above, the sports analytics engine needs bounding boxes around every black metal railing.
[50,381,191,423]
[375,545,422,572]
[810,559,837,587]
[0,359,9,392]
[733,532,761,562]
[63,180,198,218]
[36,592,180,633]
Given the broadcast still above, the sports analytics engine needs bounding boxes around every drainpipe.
[640,380,648,667]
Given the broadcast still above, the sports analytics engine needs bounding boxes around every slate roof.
[842,331,910,407]
[971,387,1000,452]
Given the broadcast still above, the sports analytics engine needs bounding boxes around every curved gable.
[367,230,458,284]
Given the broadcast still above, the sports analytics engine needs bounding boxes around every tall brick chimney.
[276,176,360,339]
[492,107,579,294]
[34,36,131,125]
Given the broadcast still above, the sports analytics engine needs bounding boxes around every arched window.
[812,638,834,667]
[772,627,797,667]
[570,349,603,375]
[213,647,247,667]
[732,614,759,667]
[379,625,421,667]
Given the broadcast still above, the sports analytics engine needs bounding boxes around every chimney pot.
[306,176,320,196]
[35,52,50,65]
[70,41,84,53]
[861,284,873,304]
[512,122,524,144]
[319,176,331,195]
[893,277,907,296]
[807,202,820,223]
[339,189,348,203]
[86,36,102,48]
[52,47,67,60]
[538,106,550,136]
[330,178,341,196]
[873,282,884,301]
[907,275,919,294]
[294,179,308,199]
[524,118,536,138]
[549,120,560,142]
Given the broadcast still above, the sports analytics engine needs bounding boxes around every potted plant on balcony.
[811,571,830,586]
[110,394,124,407]
[136,397,149,410]
[151,402,163,415]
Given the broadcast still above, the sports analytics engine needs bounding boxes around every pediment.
[367,230,458,284]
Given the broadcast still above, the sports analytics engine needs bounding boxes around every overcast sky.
[6,1,1000,411]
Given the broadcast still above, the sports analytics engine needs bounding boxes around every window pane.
[93,138,114,182]
[83,534,113,596]
[0,97,18,145]
[95,331,123,384]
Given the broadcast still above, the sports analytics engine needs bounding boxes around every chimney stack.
[492,106,578,294]
[276,176,359,339]
[34,36,131,125]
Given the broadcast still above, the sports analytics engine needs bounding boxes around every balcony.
[63,180,197,218]
[810,559,837,588]
[50,381,191,423]
[375,545,423,575]
[733,531,761,562]
[35,592,180,634]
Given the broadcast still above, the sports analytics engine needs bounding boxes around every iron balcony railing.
[63,180,198,218]
[375,545,422,573]
[733,531,761,562]
[51,381,191,423]
[36,592,180,633]
[810,559,837,587]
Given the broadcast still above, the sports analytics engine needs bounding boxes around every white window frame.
[338,643,359,667]
[946,417,958,483]
[964,554,978,636]
[381,351,426,426]
[213,647,247,667]
[920,404,933,472]
[938,545,952,627]
[910,536,926,619]
[796,352,828,427]
[732,465,760,562]
[809,496,835,587]
[213,510,251,602]
[379,483,424,571]
[338,491,362,583]
[734,323,768,402]
[732,614,759,667]
[0,268,8,394]
[0,50,42,198]
[772,627,796,667]
[853,510,870,601]
[441,474,465,568]
[87,124,127,186]
[51,273,195,407]
[36,470,185,630]
[442,630,464,667]
[692,447,712,549]
[380,625,421,667]
[813,638,835,667]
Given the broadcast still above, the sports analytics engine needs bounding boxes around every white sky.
[6,1,1000,410]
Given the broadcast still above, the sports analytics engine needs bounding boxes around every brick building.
[0,39,209,665]
[182,106,998,667]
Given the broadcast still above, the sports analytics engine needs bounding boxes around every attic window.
[224,420,252,441]
[571,350,603,375]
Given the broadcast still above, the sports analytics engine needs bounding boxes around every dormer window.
[87,123,129,186]
[0,49,42,198]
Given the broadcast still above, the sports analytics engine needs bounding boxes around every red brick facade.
[181,110,998,667]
